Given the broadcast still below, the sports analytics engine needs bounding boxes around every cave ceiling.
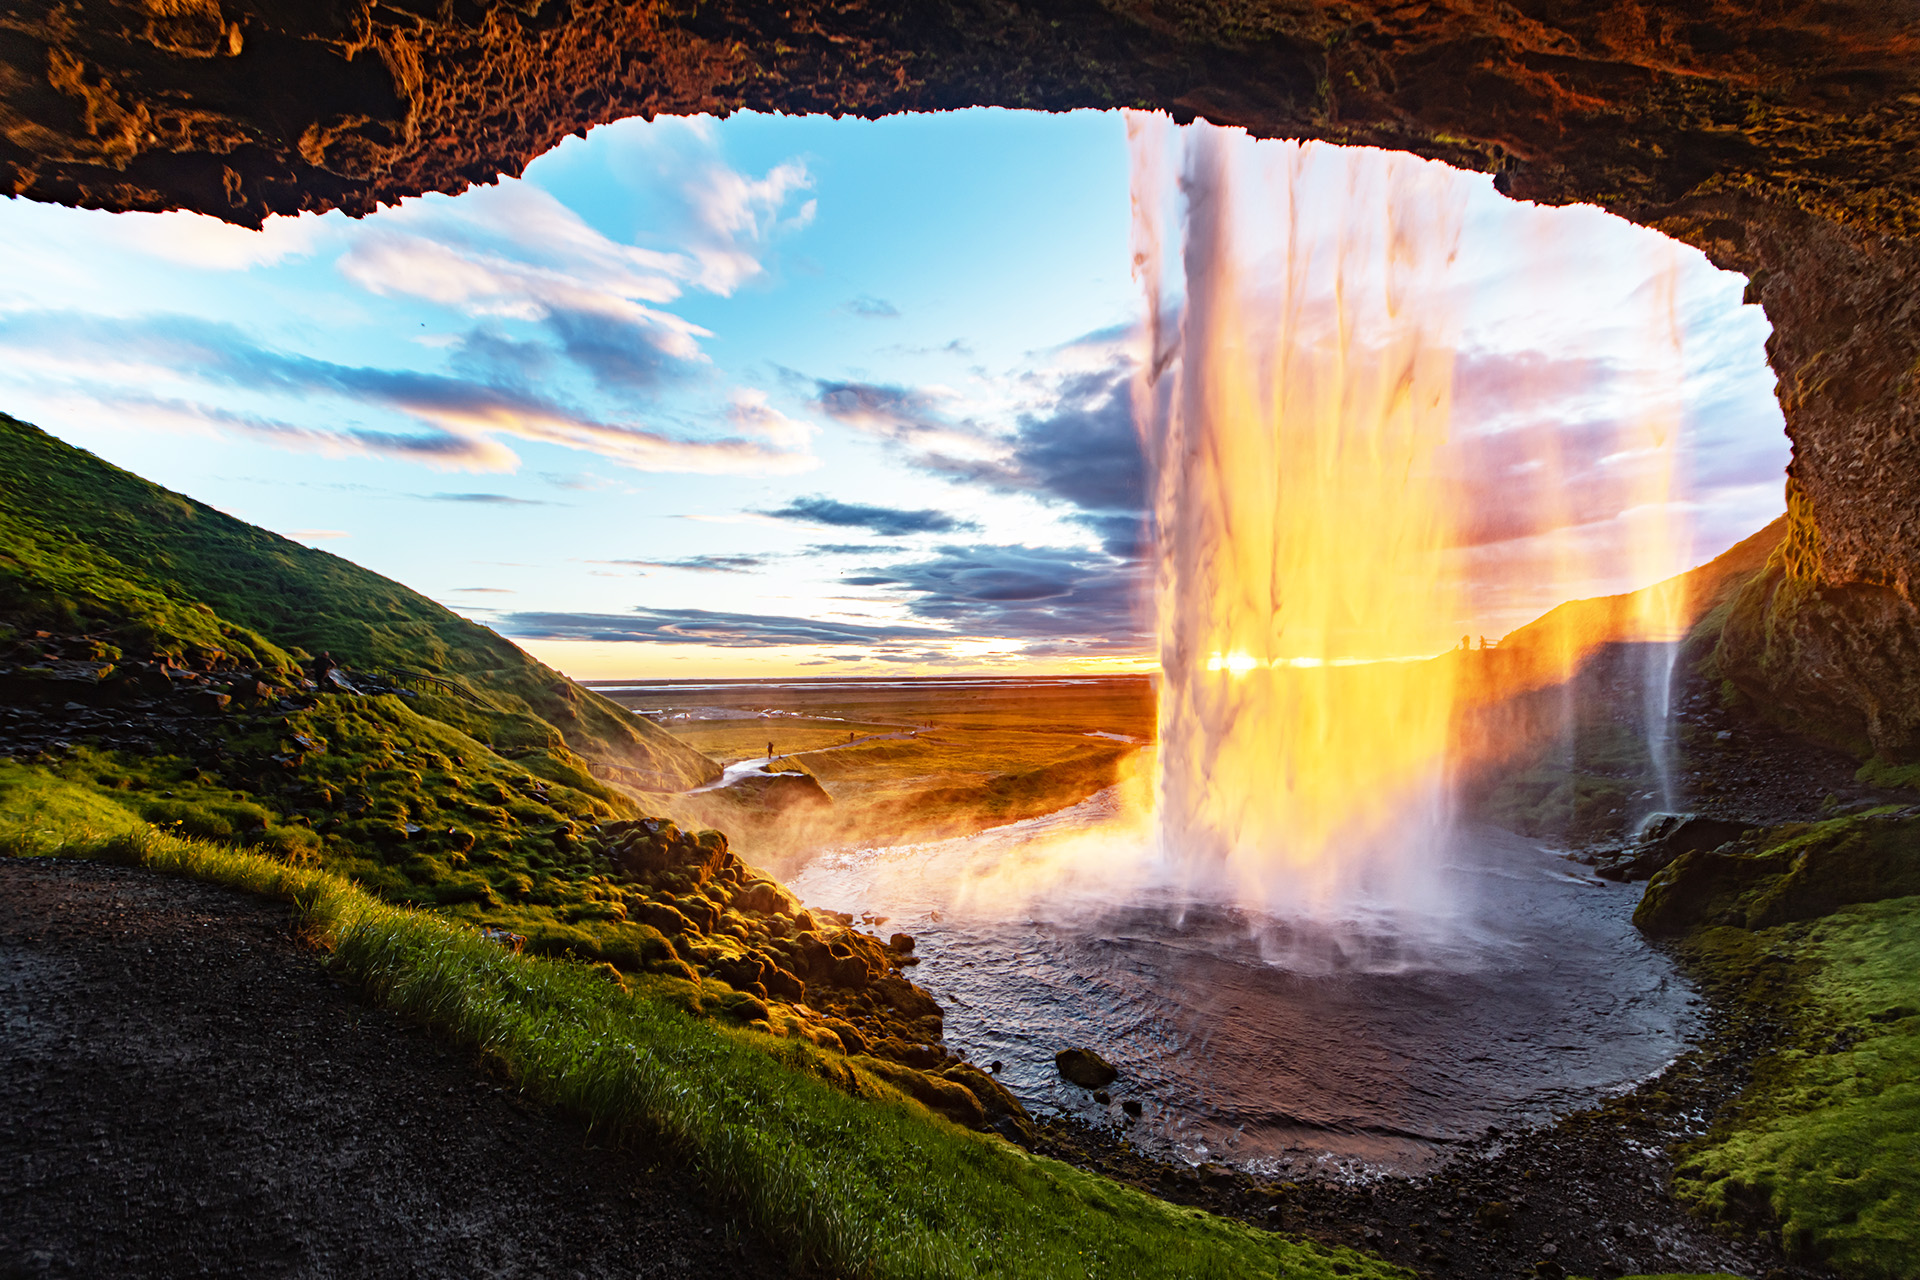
[2,0,1913,239]
[5,0,1920,742]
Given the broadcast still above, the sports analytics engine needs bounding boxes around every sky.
[0,109,1789,679]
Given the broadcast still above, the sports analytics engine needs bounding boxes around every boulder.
[734,877,804,918]
[1636,810,1920,934]
[1054,1047,1119,1089]
[1597,812,1751,882]
[709,954,768,994]
[760,963,806,1002]
[820,1017,868,1055]
[629,900,693,936]
[939,1062,1036,1144]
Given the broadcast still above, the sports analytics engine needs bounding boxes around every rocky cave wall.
[5,0,1920,749]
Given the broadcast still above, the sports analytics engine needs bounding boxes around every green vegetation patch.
[1,711,699,979]
[1674,898,1920,1278]
[1636,809,1920,935]
[5,817,1404,1280]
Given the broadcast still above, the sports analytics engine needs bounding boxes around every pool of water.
[786,791,1701,1178]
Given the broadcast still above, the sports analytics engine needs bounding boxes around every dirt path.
[0,857,791,1279]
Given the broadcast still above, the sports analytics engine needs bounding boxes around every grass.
[0,804,1405,1280]
[1674,897,1920,1278]
[3,712,700,976]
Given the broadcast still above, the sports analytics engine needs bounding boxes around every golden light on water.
[1129,119,1690,914]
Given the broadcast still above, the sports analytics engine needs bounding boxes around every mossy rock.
[1637,811,1920,935]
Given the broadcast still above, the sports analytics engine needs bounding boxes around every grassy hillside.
[0,414,715,789]
[0,411,1040,1145]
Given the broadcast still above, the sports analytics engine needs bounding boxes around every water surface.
[789,794,1699,1177]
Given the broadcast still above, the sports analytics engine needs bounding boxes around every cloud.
[329,159,816,402]
[845,295,900,319]
[337,186,710,397]
[726,389,817,452]
[93,208,330,270]
[450,586,515,593]
[593,554,767,574]
[682,160,815,294]
[497,606,950,648]
[0,312,818,476]
[845,352,1150,556]
[761,495,980,537]
[27,390,518,470]
[813,380,991,455]
[848,543,1150,650]
[285,528,350,541]
[423,492,553,506]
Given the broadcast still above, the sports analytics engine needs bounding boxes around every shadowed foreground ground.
[0,857,787,1279]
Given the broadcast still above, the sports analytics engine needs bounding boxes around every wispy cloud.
[846,543,1149,650]
[844,295,901,319]
[0,313,818,476]
[423,492,553,506]
[682,160,815,294]
[591,554,767,574]
[761,495,980,537]
[498,606,949,648]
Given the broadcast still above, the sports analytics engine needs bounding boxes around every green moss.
[1636,811,1920,935]
[1674,897,1920,1278]
[1858,756,1920,790]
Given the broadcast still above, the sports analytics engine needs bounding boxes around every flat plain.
[588,677,1154,869]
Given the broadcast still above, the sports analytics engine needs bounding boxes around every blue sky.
[0,110,1787,678]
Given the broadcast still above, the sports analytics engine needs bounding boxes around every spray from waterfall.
[1126,118,1693,922]
[1129,119,1469,921]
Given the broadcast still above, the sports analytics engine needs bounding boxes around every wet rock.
[1092,1090,1111,1105]
[1640,810,1920,934]
[887,932,915,954]
[1121,1098,1143,1117]
[854,1056,986,1130]
[1054,1047,1118,1089]
[708,954,768,995]
[1594,813,1752,882]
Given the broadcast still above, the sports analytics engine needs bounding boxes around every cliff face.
[5,0,1918,747]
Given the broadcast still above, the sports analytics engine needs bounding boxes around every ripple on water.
[787,793,1701,1178]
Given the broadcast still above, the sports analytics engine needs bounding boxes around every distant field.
[586,677,1155,869]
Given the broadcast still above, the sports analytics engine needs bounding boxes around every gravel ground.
[0,856,793,1280]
